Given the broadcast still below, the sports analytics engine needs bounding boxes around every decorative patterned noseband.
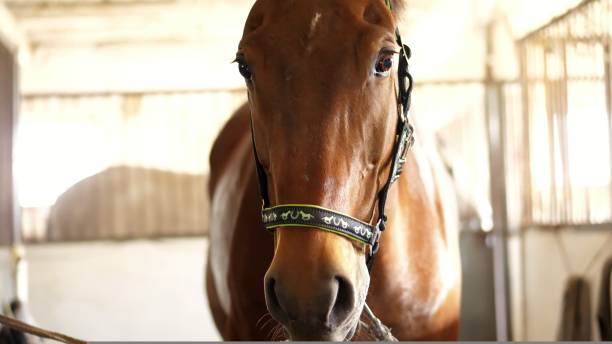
[250,10,414,270]
[262,205,380,246]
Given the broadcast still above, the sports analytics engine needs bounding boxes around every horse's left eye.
[375,54,393,76]
[235,54,252,80]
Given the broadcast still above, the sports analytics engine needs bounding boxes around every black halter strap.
[249,25,414,271]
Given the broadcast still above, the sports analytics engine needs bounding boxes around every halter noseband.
[250,18,414,270]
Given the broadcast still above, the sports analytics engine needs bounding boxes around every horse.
[206,0,462,340]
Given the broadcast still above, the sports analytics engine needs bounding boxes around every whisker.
[256,313,269,328]
[272,324,287,341]
[256,312,273,329]
[260,317,276,331]
[268,323,281,340]
[271,326,280,340]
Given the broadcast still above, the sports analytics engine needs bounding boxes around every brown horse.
[206,0,461,340]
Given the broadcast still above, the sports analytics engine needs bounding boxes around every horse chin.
[284,316,361,341]
[287,329,354,342]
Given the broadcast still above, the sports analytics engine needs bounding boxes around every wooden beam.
[0,39,19,246]
[7,0,175,7]
[7,1,247,46]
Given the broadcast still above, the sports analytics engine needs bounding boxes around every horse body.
[206,104,461,340]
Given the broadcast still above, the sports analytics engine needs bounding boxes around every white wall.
[518,228,612,340]
[1,238,221,341]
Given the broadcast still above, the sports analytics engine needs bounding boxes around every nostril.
[329,275,355,325]
[265,277,281,312]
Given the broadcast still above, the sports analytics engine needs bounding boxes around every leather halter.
[250,15,414,270]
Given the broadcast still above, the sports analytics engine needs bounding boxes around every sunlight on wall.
[15,122,109,208]
[14,92,246,209]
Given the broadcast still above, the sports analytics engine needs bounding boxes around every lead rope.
[363,304,398,341]
[0,313,87,344]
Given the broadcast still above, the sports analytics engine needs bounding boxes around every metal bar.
[519,44,533,226]
[0,34,26,305]
[544,46,559,224]
[485,22,513,341]
[0,35,20,246]
[21,87,248,99]
[519,0,599,43]
[526,76,607,82]
[527,222,612,231]
[559,40,572,224]
[605,39,612,224]
[0,36,14,246]
[526,37,611,45]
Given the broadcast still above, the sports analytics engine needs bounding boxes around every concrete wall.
[0,238,220,341]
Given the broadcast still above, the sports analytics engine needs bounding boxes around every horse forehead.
[263,4,361,43]
[245,0,389,45]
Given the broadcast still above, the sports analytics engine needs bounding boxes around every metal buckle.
[390,124,411,184]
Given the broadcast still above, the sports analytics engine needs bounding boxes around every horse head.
[236,0,406,340]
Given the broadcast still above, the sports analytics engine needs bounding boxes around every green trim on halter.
[263,203,371,226]
[385,0,393,10]
[265,224,371,246]
[261,204,380,246]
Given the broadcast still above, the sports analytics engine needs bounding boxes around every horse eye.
[374,54,393,76]
[238,61,252,80]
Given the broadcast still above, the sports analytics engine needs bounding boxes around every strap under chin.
[261,204,380,246]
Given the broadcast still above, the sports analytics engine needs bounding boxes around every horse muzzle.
[264,269,360,340]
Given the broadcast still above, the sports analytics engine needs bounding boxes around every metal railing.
[517,0,612,226]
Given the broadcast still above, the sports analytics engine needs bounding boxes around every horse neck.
[374,142,458,280]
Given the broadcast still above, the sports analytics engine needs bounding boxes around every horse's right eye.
[238,61,252,80]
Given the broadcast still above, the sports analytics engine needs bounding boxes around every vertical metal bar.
[0,42,12,245]
[485,22,513,341]
[605,7,612,224]
[520,44,533,226]
[559,40,572,224]
[605,47,612,224]
[543,45,558,225]
[517,36,532,343]
[0,38,26,303]
[0,39,19,246]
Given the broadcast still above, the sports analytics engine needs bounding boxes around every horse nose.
[264,271,356,330]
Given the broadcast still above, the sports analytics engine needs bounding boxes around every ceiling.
[3,0,445,47]
[1,0,587,94]
[5,0,250,47]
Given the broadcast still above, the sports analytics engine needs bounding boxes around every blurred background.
[1,0,611,341]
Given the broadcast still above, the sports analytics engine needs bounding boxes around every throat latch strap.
[262,205,381,246]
